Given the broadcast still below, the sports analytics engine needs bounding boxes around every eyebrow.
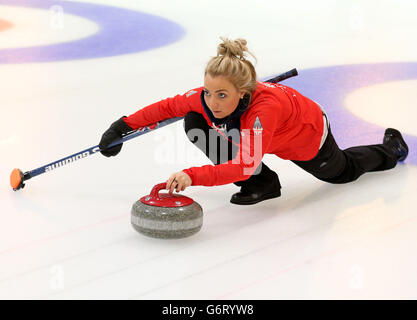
[203,88,228,93]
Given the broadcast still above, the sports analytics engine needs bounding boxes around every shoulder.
[183,87,203,99]
[253,81,293,98]
[240,84,282,127]
[248,84,281,115]
[250,82,282,105]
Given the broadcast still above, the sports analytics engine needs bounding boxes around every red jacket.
[124,82,324,186]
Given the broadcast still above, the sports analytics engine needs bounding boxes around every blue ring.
[266,62,417,165]
[0,0,185,63]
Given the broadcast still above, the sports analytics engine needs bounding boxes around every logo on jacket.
[186,90,197,98]
[211,123,230,141]
[253,116,263,135]
[262,82,277,88]
[211,123,227,134]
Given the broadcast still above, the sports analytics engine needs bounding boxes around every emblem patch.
[253,116,263,136]
[185,90,197,97]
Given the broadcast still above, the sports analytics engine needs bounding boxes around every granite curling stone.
[131,183,203,239]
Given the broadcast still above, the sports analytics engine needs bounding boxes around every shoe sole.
[230,191,281,205]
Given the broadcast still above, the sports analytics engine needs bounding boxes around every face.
[203,74,245,118]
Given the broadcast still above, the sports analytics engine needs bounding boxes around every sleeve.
[123,88,202,129]
[182,106,279,186]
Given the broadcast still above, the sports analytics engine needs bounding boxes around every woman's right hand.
[99,116,133,157]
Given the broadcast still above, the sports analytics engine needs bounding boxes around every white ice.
[0,0,416,299]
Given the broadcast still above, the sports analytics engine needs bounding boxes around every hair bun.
[217,37,248,60]
[206,37,258,98]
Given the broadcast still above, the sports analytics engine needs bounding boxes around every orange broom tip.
[10,168,23,190]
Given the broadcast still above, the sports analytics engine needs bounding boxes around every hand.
[99,116,133,157]
[166,171,192,194]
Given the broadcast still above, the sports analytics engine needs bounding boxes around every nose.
[208,99,219,109]
[205,95,220,111]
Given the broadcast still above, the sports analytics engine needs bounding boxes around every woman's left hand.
[166,171,192,194]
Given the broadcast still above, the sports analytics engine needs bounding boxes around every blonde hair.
[205,37,257,98]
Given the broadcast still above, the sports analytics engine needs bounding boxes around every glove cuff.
[111,116,134,135]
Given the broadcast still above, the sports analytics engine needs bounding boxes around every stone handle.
[150,182,168,199]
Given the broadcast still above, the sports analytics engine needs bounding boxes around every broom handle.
[22,68,298,181]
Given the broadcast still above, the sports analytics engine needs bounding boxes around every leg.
[292,125,403,184]
[183,112,281,204]
[183,111,237,165]
[231,162,281,205]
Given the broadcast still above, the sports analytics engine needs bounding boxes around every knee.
[183,112,207,133]
[183,112,210,145]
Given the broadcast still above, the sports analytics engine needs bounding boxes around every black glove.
[99,116,134,157]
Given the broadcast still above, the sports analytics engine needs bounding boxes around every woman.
[99,38,409,205]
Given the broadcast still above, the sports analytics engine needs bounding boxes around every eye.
[218,93,227,99]
[203,90,210,96]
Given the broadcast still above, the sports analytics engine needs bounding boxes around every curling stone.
[131,183,203,239]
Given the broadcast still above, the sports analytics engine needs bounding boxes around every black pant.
[292,125,398,183]
[183,111,398,188]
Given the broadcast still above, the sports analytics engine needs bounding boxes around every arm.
[124,88,202,129]
[99,88,202,157]
[182,106,280,186]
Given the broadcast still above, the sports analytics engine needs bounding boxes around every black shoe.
[230,188,281,205]
[231,163,281,205]
[383,128,409,161]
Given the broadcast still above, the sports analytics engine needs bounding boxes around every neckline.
[200,91,250,126]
